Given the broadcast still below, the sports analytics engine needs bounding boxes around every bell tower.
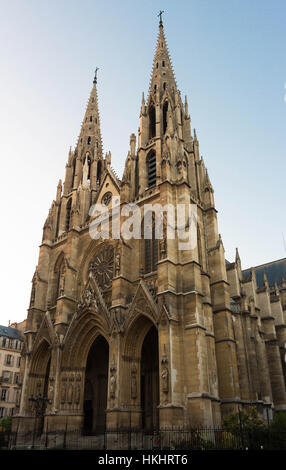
[137,17,191,195]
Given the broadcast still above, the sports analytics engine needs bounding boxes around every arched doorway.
[140,325,159,431]
[28,339,51,435]
[83,335,109,435]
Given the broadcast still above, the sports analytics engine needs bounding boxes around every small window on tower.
[144,213,158,274]
[90,116,92,122]
[156,62,159,68]
[87,137,91,145]
[154,84,157,93]
[163,82,166,90]
[162,60,165,67]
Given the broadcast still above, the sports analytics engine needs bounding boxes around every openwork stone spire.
[76,69,103,159]
[148,19,178,102]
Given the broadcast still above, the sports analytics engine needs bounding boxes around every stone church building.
[14,20,286,435]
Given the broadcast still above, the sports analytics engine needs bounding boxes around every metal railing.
[1,427,286,450]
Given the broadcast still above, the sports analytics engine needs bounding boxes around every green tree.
[0,416,12,432]
[268,411,286,450]
[223,407,267,449]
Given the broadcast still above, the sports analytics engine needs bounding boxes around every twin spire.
[75,13,180,159]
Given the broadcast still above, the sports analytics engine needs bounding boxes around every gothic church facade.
[14,20,286,435]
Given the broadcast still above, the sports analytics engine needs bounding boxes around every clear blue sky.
[0,0,285,325]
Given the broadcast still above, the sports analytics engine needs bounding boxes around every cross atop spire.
[158,10,164,27]
[93,67,99,84]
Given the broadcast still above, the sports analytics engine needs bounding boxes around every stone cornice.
[184,323,206,332]
[215,337,236,345]
[157,258,201,269]
[210,279,230,288]
[187,392,221,403]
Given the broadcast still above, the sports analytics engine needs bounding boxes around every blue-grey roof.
[0,325,24,341]
[243,258,286,289]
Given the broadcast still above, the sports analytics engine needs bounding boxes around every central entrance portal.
[140,325,159,431]
[84,335,109,435]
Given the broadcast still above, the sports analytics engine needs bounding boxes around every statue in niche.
[110,374,116,399]
[109,358,117,399]
[161,345,169,396]
[48,377,54,403]
[114,308,124,330]
[161,367,169,394]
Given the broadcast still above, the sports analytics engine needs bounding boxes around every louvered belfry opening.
[144,213,158,274]
[65,198,72,232]
[149,105,156,138]
[147,150,156,188]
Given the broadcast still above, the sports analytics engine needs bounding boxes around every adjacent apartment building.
[0,323,25,419]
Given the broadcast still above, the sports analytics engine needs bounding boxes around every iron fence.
[1,427,286,450]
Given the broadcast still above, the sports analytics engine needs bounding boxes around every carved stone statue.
[161,345,169,397]
[109,358,117,399]
[48,377,54,403]
[78,286,98,312]
[161,367,169,394]
[110,374,116,399]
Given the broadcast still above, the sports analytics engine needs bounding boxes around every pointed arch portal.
[83,335,109,435]
[140,325,159,431]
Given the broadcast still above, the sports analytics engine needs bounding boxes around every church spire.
[76,69,103,160]
[148,14,177,101]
